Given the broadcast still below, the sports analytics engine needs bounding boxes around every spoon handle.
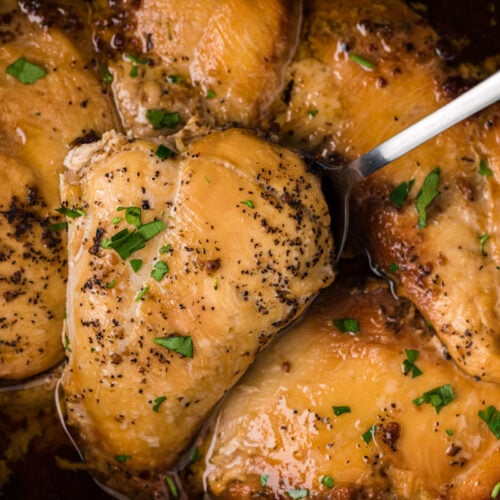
[352,70,500,178]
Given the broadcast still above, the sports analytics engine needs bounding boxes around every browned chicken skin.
[60,129,334,496]
[0,9,117,380]
[190,276,500,499]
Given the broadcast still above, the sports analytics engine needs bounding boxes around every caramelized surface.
[60,129,334,496]
[192,278,500,499]
[0,10,117,379]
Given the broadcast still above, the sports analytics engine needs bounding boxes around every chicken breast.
[94,0,300,135]
[0,9,117,379]
[189,276,500,499]
[267,0,500,383]
[60,128,334,496]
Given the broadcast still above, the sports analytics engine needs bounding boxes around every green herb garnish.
[288,489,309,499]
[165,476,179,498]
[479,233,491,256]
[130,259,143,272]
[479,159,493,177]
[159,244,172,254]
[492,481,500,499]
[333,318,360,334]
[152,396,167,412]
[155,144,176,159]
[166,74,183,84]
[50,222,68,231]
[6,57,47,84]
[112,216,122,224]
[206,88,216,98]
[321,476,334,489]
[101,229,146,259]
[390,179,414,208]
[240,200,255,209]
[308,109,319,118]
[332,406,351,416]
[129,66,138,78]
[260,474,269,486]
[412,384,455,414]
[64,335,71,352]
[153,335,193,358]
[102,64,113,84]
[187,446,201,464]
[402,349,423,378]
[416,167,440,228]
[445,428,454,436]
[106,279,116,289]
[151,260,169,281]
[362,424,376,444]
[117,206,142,227]
[137,220,167,240]
[388,262,399,273]
[134,286,149,301]
[115,454,132,462]
[478,405,500,439]
[146,109,180,129]
[55,206,85,218]
[348,53,375,70]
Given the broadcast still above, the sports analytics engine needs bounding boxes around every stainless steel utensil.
[308,70,500,262]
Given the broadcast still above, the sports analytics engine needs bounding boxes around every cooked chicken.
[267,0,500,383]
[95,0,301,136]
[60,128,334,496]
[189,276,500,499]
[0,9,117,379]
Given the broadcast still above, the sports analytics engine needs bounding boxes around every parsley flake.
[388,262,399,273]
[445,428,454,436]
[332,406,351,416]
[130,259,143,272]
[390,179,414,208]
[187,446,201,464]
[492,481,500,499]
[362,424,376,444]
[479,233,491,256]
[412,384,455,414]
[102,64,113,84]
[159,244,172,254]
[112,216,122,224]
[321,476,334,489]
[50,222,68,232]
[416,167,440,228]
[134,286,149,301]
[64,335,71,352]
[151,260,169,281]
[138,220,167,240]
[129,66,138,78]
[165,476,179,498]
[6,57,47,84]
[146,109,180,130]
[101,229,146,260]
[206,88,216,98]
[55,206,85,218]
[166,74,183,84]
[106,279,116,289]
[115,454,132,462]
[152,396,167,412]
[478,405,500,439]
[288,489,309,499]
[348,53,375,70]
[153,335,193,358]
[117,206,142,227]
[478,159,493,177]
[333,318,360,334]
[155,144,177,159]
[260,474,269,486]
[308,109,319,118]
[240,200,255,209]
[402,349,423,378]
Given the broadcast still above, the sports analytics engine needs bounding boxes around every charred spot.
[70,129,100,148]
[441,75,478,99]
[282,78,294,105]
[435,37,457,61]
[205,259,221,274]
[89,228,104,256]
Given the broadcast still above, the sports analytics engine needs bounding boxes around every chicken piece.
[189,277,500,499]
[268,0,500,383]
[95,0,300,135]
[0,9,118,379]
[60,128,334,496]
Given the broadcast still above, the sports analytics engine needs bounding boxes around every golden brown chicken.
[266,0,500,383]
[189,275,500,499]
[94,0,301,136]
[0,8,117,380]
[60,128,334,496]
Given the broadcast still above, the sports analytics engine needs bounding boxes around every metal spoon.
[307,70,500,262]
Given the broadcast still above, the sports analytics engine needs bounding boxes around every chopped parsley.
[390,179,414,208]
[206,88,216,98]
[153,335,193,358]
[333,318,360,334]
[134,286,149,301]
[117,206,142,227]
[321,476,334,489]
[308,109,319,118]
[115,454,132,462]
[64,335,71,352]
[416,167,440,228]
[50,222,68,231]
[187,446,201,464]
[138,220,167,240]
[159,244,173,254]
[6,57,47,84]
[260,474,269,487]
[412,384,455,414]
[55,206,85,218]
[166,74,183,84]
[402,349,423,378]
[106,279,116,289]
[102,64,113,84]
[240,200,255,209]
[288,489,309,499]
[492,481,500,499]
[126,53,148,65]
[479,233,491,256]
[112,216,122,224]
[101,229,146,259]
[445,428,454,436]
[348,52,375,70]
[146,109,180,129]
[129,66,138,78]
[151,260,169,281]
[388,262,399,273]
[165,476,179,498]
[478,405,500,439]
[362,424,376,444]
[155,144,177,159]
[213,277,219,290]
[152,396,167,412]
[130,259,143,272]
[478,159,493,177]
[332,406,351,416]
